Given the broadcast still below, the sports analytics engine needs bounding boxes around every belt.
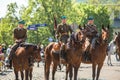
[61,32,68,36]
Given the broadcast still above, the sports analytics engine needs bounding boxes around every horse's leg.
[107,53,109,65]
[20,71,24,80]
[44,60,51,80]
[14,69,19,80]
[109,54,113,66]
[25,69,29,80]
[65,64,72,80]
[52,62,57,80]
[92,63,96,80]
[73,66,79,80]
[69,65,73,80]
[96,63,103,80]
[29,68,33,80]
[37,62,39,67]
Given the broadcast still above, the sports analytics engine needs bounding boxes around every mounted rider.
[56,16,73,61]
[84,16,99,61]
[8,20,27,69]
[85,16,98,50]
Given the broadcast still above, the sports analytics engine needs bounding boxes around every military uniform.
[86,23,99,49]
[85,24,98,38]
[55,16,73,60]
[8,20,27,68]
[56,23,73,44]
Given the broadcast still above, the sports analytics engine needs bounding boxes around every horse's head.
[101,24,110,42]
[31,44,41,62]
[115,32,120,47]
[53,42,61,51]
[74,29,86,45]
[115,32,120,60]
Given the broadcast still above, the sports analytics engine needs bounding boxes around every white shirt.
[6,47,11,56]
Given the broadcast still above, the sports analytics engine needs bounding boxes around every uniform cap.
[61,16,67,19]
[18,20,25,24]
[88,16,94,20]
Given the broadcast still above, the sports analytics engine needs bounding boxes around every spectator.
[6,45,12,57]
[1,44,6,53]
[0,45,2,54]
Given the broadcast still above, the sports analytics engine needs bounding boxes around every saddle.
[19,43,36,49]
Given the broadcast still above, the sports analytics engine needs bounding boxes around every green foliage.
[0,0,113,46]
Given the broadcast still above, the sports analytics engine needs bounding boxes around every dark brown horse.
[81,25,110,80]
[115,32,120,60]
[44,30,86,80]
[12,44,41,80]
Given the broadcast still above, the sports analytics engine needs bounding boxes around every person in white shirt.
[6,45,12,57]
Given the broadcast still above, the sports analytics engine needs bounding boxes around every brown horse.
[115,32,120,60]
[44,30,86,80]
[12,44,41,80]
[81,25,110,80]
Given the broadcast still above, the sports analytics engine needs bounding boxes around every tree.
[0,0,112,45]
[0,3,18,45]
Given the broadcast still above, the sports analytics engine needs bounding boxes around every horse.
[44,29,86,80]
[115,32,120,60]
[12,44,41,80]
[65,30,86,80]
[81,25,110,80]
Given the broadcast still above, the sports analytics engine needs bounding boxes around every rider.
[56,16,73,61]
[85,16,98,50]
[8,20,27,69]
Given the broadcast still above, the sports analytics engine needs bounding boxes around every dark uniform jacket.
[56,23,73,43]
[85,24,98,38]
[56,23,73,36]
[14,27,27,42]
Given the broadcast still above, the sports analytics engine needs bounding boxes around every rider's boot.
[8,50,14,69]
[9,59,12,69]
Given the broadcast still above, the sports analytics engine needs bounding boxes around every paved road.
[0,55,120,80]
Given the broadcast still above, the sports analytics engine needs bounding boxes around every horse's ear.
[58,41,61,45]
[118,32,120,34]
[83,24,86,28]
[38,43,40,47]
[102,24,105,30]
[78,24,82,30]
[115,32,118,35]
[37,43,41,50]
[107,24,110,30]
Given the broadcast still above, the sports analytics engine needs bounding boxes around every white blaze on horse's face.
[78,31,84,41]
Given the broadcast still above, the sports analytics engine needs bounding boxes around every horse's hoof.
[110,64,113,66]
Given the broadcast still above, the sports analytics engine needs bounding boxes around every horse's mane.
[117,33,120,45]
[20,43,40,50]
[71,31,83,42]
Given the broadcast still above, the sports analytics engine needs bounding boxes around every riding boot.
[91,37,98,50]
[9,59,12,69]
[8,51,14,69]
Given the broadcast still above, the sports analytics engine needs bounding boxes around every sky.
[0,0,28,18]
